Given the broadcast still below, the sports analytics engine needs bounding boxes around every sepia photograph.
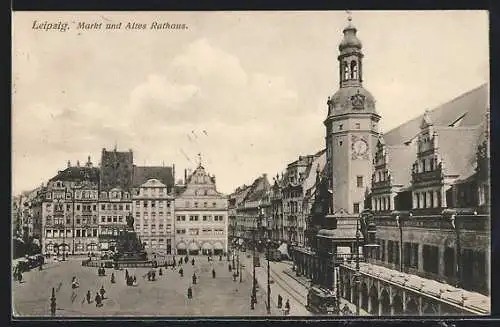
[11,10,490,318]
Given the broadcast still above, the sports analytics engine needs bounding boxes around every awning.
[202,242,213,250]
[188,242,199,251]
[213,242,223,250]
[177,242,187,250]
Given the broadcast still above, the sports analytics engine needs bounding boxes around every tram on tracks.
[306,286,338,315]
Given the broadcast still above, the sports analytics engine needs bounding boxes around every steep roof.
[383,84,488,146]
[132,166,174,187]
[434,126,482,178]
[386,145,416,187]
[49,167,100,183]
[380,84,488,187]
[303,150,327,193]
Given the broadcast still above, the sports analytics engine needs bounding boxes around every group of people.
[125,269,137,286]
[85,286,107,307]
[97,266,106,277]
[277,294,291,315]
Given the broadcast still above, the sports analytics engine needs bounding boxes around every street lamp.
[266,238,271,314]
[442,208,477,289]
[251,219,257,309]
[354,219,361,316]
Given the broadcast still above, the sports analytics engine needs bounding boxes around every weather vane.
[197,153,202,167]
[346,10,352,22]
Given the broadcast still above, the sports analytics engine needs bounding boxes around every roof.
[140,178,166,188]
[434,126,482,178]
[343,262,490,315]
[49,167,100,183]
[383,84,488,146]
[380,84,488,187]
[245,174,271,202]
[386,145,416,187]
[303,150,327,193]
[174,185,187,196]
[132,166,174,187]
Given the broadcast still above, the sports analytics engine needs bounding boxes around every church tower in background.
[324,15,381,215]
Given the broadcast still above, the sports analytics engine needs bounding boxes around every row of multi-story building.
[12,150,228,258]
[228,15,490,308]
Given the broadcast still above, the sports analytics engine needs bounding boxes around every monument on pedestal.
[113,213,148,263]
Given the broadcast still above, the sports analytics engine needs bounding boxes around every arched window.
[350,60,358,79]
[343,62,350,80]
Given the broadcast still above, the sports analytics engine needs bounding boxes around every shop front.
[188,242,199,255]
[213,241,224,255]
[177,242,187,255]
[202,242,213,255]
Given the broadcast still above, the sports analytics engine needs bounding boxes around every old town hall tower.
[324,16,381,215]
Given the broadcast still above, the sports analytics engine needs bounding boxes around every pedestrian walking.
[179,267,184,277]
[219,255,222,261]
[111,272,115,284]
[159,267,163,276]
[125,269,129,280]
[228,264,232,272]
[86,290,91,304]
[95,293,103,307]
[277,294,283,308]
[192,272,197,284]
[233,272,237,282]
[132,276,137,286]
[187,286,193,299]
[191,258,195,266]
[100,285,106,299]
[184,256,188,264]
[71,277,80,289]
[212,269,216,279]
[284,299,290,315]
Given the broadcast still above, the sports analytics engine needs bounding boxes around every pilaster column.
[418,243,424,272]
[441,187,447,208]
[438,246,445,277]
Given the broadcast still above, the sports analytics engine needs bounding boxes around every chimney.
[172,164,176,183]
[67,160,71,168]
[76,160,80,167]
[184,169,187,184]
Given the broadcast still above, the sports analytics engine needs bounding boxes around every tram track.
[264,264,308,308]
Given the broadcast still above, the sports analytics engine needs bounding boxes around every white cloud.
[12,37,314,194]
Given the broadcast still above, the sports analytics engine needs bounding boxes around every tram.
[306,286,338,315]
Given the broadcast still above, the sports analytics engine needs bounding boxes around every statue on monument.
[126,213,134,229]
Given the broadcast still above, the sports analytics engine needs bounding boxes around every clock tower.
[324,15,381,215]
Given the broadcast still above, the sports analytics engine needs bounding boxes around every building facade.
[41,158,100,256]
[98,187,132,251]
[174,164,228,256]
[132,179,175,255]
[366,84,490,297]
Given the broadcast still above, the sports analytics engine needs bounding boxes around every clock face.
[353,139,368,156]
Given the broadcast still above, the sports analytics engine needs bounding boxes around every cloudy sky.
[12,11,488,195]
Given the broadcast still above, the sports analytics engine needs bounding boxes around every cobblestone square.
[13,257,275,317]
